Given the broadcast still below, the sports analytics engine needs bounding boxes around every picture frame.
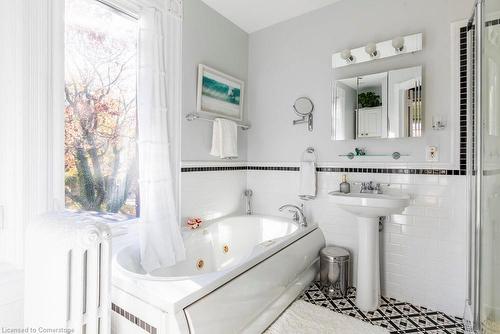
[196,64,245,122]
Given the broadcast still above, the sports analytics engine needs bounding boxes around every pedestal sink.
[328,191,410,312]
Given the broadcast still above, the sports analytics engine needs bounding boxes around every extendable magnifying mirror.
[293,97,314,132]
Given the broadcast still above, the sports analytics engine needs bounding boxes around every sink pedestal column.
[355,216,380,312]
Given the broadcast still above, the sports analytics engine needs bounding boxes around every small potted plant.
[358,92,381,108]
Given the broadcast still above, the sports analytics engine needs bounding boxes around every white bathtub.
[111,215,325,334]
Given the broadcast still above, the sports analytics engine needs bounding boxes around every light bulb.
[392,36,405,52]
[365,43,378,57]
[340,49,354,63]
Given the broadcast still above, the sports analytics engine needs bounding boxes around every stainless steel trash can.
[320,246,350,296]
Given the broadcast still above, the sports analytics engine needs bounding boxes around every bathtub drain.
[196,259,204,270]
[223,245,229,253]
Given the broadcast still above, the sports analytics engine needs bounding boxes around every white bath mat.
[265,300,389,334]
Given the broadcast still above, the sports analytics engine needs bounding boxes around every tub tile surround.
[181,161,467,317]
[300,282,465,333]
[181,161,247,222]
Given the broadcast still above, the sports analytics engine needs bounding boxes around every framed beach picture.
[196,64,244,121]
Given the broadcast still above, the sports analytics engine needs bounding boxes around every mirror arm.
[293,116,308,125]
[292,114,313,131]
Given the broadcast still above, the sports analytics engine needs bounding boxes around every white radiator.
[25,212,112,333]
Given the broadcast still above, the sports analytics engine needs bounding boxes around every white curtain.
[137,5,185,272]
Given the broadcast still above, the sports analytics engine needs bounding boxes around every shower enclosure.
[467,0,500,333]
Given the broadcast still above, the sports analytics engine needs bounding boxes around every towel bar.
[185,112,251,130]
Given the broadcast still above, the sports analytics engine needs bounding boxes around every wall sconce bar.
[332,33,423,69]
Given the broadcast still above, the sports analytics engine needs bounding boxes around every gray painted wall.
[247,0,473,167]
[182,0,249,162]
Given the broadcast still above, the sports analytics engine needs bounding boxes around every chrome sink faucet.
[360,181,383,194]
[279,204,308,227]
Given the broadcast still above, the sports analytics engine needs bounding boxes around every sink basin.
[328,191,410,218]
[328,190,410,312]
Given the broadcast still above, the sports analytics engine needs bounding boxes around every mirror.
[293,97,314,131]
[294,97,314,116]
[332,66,422,140]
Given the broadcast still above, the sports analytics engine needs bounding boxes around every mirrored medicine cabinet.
[332,65,422,141]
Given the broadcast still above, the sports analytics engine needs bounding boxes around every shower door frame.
[471,0,484,329]
[467,0,497,332]
[466,0,483,332]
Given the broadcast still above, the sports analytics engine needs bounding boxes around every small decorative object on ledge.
[341,151,407,160]
[332,33,423,68]
[187,217,203,229]
[354,148,366,156]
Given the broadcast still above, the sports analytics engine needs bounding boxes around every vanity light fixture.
[340,49,354,63]
[365,43,378,58]
[332,33,422,68]
[392,36,405,52]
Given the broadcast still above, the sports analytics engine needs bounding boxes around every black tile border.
[180,166,247,173]
[459,25,468,173]
[486,18,500,27]
[316,167,464,175]
[112,303,157,334]
[181,165,464,175]
[246,166,300,171]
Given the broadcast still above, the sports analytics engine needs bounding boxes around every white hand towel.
[210,118,238,159]
[299,161,316,200]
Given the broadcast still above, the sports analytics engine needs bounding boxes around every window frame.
[57,0,182,224]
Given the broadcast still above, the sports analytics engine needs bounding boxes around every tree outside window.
[64,0,139,217]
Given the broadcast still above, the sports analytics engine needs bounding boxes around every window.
[64,0,139,217]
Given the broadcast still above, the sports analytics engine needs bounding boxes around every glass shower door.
[478,0,500,332]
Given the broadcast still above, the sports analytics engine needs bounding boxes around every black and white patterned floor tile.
[300,282,465,334]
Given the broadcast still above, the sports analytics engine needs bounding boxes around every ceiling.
[200,0,343,33]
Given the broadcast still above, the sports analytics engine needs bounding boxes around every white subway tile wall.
[247,170,467,317]
[181,169,247,223]
[182,165,467,317]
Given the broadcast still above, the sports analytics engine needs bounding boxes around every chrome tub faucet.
[279,204,308,227]
[244,189,253,215]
